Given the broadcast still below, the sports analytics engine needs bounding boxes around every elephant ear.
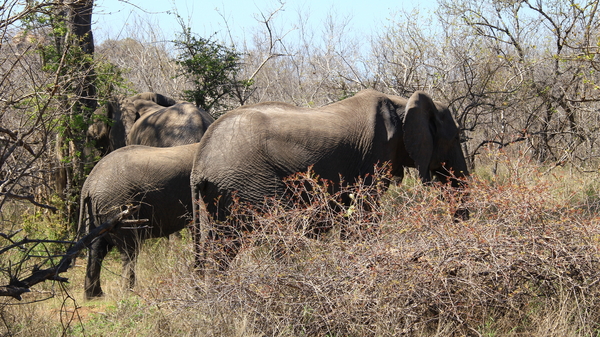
[133,92,177,108]
[133,99,164,117]
[108,97,137,150]
[86,105,111,154]
[403,91,441,183]
[153,93,177,107]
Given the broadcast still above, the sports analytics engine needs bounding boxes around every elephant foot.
[84,287,104,300]
[453,207,470,222]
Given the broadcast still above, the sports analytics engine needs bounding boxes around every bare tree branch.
[0,193,57,212]
[0,204,145,300]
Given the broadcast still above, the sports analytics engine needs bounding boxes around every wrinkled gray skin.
[78,143,199,299]
[126,101,214,147]
[87,92,178,153]
[191,89,469,271]
[81,93,214,299]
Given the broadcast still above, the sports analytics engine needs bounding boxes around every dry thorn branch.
[0,204,145,300]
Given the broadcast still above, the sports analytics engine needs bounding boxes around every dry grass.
[2,150,600,336]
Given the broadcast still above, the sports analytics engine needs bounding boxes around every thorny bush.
[5,160,600,337]
[181,162,600,336]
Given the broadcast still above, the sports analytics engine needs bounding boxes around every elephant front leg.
[84,237,112,300]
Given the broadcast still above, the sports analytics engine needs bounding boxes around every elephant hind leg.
[197,229,242,274]
[120,246,139,291]
[216,236,242,271]
[84,236,113,300]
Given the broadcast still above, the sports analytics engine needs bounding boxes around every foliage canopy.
[173,26,252,113]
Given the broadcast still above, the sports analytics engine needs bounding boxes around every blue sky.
[93,0,436,44]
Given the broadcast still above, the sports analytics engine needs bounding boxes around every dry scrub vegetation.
[2,149,600,336]
[1,0,600,336]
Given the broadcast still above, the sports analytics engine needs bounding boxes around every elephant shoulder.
[129,92,177,107]
[139,102,212,126]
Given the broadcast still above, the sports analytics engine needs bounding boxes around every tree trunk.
[53,0,97,226]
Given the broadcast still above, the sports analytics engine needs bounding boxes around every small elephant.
[78,143,199,299]
[126,101,214,147]
[191,89,469,271]
[87,92,178,153]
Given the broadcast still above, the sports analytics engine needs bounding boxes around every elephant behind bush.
[191,89,470,272]
[87,92,214,152]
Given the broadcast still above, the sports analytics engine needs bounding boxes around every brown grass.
[2,150,600,336]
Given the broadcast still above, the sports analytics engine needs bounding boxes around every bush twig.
[0,204,143,300]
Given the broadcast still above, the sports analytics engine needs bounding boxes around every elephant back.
[78,144,199,241]
[126,103,214,147]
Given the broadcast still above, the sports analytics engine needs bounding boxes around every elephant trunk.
[432,142,469,188]
[77,195,92,240]
[432,144,470,221]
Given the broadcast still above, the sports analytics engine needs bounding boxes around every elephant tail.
[77,194,93,241]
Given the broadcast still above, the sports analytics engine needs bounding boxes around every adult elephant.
[126,101,214,147]
[191,89,469,271]
[87,92,178,153]
[78,143,199,299]
[79,95,214,299]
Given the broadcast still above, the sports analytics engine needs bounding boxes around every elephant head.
[401,91,469,187]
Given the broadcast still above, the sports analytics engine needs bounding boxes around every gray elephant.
[87,92,178,153]
[126,101,214,147]
[190,89,469,271]
[78,143,199,299]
